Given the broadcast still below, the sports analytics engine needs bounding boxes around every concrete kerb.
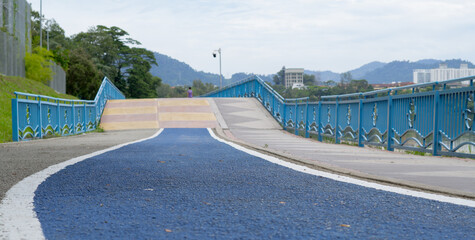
[212,127,475,201]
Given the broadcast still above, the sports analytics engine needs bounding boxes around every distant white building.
[413,64,475,84]
[292,82,306,90]
[284,68,304,88]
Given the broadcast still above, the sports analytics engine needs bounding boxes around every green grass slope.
[0,75,77,143]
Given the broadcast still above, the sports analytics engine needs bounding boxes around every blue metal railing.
[202,75,475,158]
[11,77,125,141]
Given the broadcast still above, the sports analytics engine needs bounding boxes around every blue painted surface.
[11,77,124,141]
[202,76,475,158]
[34,129,475,239]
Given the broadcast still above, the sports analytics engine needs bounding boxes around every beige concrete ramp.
[100,98,218,131]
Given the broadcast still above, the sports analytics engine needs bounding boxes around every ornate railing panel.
[12,77,125,141]
[361,98,389,147]
[202,75,475,158]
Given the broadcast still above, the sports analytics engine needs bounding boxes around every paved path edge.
[212,127,475,200]
[0,130,163,240]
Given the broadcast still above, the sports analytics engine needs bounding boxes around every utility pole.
[40,0,42,48]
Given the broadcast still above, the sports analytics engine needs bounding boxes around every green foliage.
[192,80,218,96]
[273,66,285,85]
[405,150,430,156]
[156,79,217,98]
[25,47,54,83]
[66,48,100,99]
[71,26,158,98]
[273,79,373,101]
[30,12,70,70]
[340,72,352,85]
[303,74,316,86]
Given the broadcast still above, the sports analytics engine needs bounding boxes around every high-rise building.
[413,64,475,84]
[284,68,304,88]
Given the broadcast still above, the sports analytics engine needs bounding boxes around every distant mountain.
[304,70,340,83]
[150,52,273,86]
[349,61,386,79]
[150,52,475,86]
[302,61,386,83]
[150,52,224,86]
[361,59,475,83]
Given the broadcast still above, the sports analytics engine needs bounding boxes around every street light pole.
[40,0,42,48]
[213,48,222,89]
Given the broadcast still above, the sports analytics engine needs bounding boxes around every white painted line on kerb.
[0,129,164,240]
[207,128,475,208]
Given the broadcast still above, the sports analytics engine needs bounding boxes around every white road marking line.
[0,129,164,240]
[207,128,475,208]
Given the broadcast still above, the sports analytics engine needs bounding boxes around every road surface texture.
[32,128,475,239]
[0,129,156,200]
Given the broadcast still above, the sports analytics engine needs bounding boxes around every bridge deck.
[95,97,475,197]
[2,97,475,238]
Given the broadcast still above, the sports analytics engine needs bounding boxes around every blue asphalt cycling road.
[34,128,475,239]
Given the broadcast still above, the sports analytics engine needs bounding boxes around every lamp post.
[40,0,43,48]
[212,48,222,89]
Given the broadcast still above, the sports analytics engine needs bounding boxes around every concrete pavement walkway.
[213,98,475,198]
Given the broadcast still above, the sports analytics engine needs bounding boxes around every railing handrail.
[12,77,125,141]
[321,75,475,100]
[14,92,96,104]
[204,73,475,158]
[14,77,125,104]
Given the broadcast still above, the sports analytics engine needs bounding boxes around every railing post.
[317,101,322,142]
[358,97,364,147]
[335,97,340,144]
[387,93,394,151]
[11,98,19,141]
[38,96,43,139]
[294,101,298,136]
[57,100,61,135]
[72,101,75,134]
[283,102,287,130]
[432,91,440,156]
[305,99,309,138]
[84,103,87,132]
[272,94,275,118]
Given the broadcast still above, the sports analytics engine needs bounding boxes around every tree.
[340,71,352,86]
[44,19,71,70]
[127,48,161,98]
[347,79,373,93]
[323,80,336,86]
[66,48,100,99]
[273,66,285,85]
[314,72,322,86]
[30,11,70,70]
[303,74,316,86]
[192,79,218,96]
[71,26,158,98]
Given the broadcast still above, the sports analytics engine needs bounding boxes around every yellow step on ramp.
[100,98,218,131]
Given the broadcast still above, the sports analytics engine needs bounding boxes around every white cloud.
[30,0,475,76]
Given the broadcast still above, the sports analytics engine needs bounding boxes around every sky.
[30,0,475,77]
